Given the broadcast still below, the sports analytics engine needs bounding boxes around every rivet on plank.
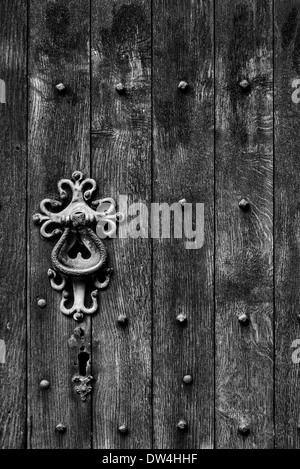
[39,380,50,390]
[239,79,251,90]
[115,83,125,94]
[177,419,188,431]
[183,374,193,384]
[117,314,128,326]
[239,198,250,211]
[176,313,187,325]
[178,198,187,206]
[37,298,47,308]
[55,423,66,433]
[178,81,189,91]
[55,83,66,92]
[238,422,250,436]
[238,313,249,326]
[118,424,128,435]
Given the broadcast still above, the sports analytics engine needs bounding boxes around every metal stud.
[178,81,189,91]
[117,314,128,326]
[55,83,66,92]
[37,298,47,309]
[73,312,84,322]
[56,423,66,433]
[176,313,187,325]
[239,198,250,210]
[239,79,250,89]
[177,419,188,431]
[238,313,249,326]
[40,380,50,390]
[183,374,193,384]
[238,423,250,436]
[115,83,125,94]
[178,198,187,206]
[118,424,128,435]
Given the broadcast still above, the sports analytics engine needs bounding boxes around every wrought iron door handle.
[33,171,123,321]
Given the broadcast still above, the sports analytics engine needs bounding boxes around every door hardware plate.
[33,171,123,321]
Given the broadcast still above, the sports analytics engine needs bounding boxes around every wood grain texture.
[28,0,91,448]
[0,0,27,449]
[215,0,274,449]
[152,0,214,449]
[275,0,300,449]
[91,0,152,449]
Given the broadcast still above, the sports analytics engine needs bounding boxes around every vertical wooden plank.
[153,0,214,449]
[28,0,91,448]
[91,0,152,448]
[0,0,27,449]
[275,0,300,449]
[215,0,274,448]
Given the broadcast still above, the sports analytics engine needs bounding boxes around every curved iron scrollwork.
[33,171,123,322]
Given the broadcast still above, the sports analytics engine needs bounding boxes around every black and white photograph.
[0,0,298,452]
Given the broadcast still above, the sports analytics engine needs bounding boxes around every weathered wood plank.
[28,0,91,448]
[215,0,274,448]
[0,0,27,449]
[91,0,152,449]
[275,0,300,449]
[152,0,214,449]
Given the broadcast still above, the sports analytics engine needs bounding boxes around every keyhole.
[78,351,89,376]
[68,237,91,259]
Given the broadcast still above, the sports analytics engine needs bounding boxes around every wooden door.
[0,0,299,450]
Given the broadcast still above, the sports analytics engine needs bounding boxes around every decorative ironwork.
[33,171,123,321]
[72,375,93,402]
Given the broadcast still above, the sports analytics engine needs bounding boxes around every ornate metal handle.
[33,171,123,322]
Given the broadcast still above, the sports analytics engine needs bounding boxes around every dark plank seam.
[213,0,216,451]
[272,0,276,449]
[151,0,154,451]
[26,0,30,450]
[90,0,93,450]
